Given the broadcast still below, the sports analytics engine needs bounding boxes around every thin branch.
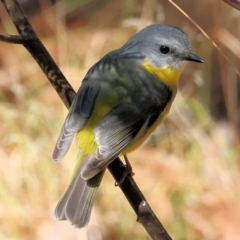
[223,0,240,11]
[0,33,34,43]
[1,0,75,108]
[0,1,172,239]
[108,159,172,239]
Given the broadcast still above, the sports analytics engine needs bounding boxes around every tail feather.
[55,167,105,228]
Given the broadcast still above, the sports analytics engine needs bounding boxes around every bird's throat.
[142,60,183,89]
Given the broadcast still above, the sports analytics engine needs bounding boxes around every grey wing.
[52,84,100,161]
[80,104,150,180]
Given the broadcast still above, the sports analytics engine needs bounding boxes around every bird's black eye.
[159,45,170,54]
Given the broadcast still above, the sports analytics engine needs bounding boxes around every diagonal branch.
[1,0,75,108]
[0,33,34,43]
[223,0,240,11]
[0,0,172,239]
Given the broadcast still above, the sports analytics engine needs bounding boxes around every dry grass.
[0,0,240,239]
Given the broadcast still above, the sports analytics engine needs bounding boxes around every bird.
[52,24,204,228]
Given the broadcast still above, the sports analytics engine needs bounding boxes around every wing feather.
[53,85,100,161]
[80,104,148,179]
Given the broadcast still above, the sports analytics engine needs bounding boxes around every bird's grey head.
[123,24,203,70]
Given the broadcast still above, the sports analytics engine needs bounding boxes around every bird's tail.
[55,156,105,228]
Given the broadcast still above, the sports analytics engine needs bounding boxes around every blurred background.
[0,0,240,239]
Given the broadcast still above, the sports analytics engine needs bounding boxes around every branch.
[108,160,172,239]
[223,0,240,11]
[1,0,75,108]
[0,33,34,43]
[0,1,172,239]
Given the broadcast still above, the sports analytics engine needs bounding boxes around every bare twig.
[108,160,172,239]
[0,33,34,43]
[223,0,240,11]
[1,0,75,108]
[0,0,172,239]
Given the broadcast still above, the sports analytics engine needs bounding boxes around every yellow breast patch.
[142,60,183,88]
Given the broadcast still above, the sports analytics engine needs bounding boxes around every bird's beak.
[185,53,204,63]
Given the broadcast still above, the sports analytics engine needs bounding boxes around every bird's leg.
[115,154,135,186]
[123,154,135,177]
